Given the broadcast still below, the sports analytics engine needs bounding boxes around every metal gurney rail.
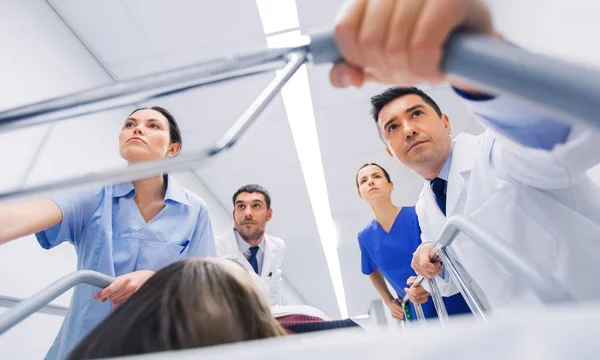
[0,271,114,335]
[0,31,599,203]
[402,215,577,324]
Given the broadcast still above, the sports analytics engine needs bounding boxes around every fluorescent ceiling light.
[256,0,348,319]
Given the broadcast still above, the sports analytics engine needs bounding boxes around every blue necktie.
[430,177,447,216]
[248,246,259,274]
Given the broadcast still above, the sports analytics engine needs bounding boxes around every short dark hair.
[356,163,392,189]
[370,87,443,124]
[67,258,286,359]
[232,184,271,209]
[129,106,183,148]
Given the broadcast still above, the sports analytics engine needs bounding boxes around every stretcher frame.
[0,32,599,202]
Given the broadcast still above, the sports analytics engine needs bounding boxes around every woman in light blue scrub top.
[0,106,216,360]
[356,163,471,321]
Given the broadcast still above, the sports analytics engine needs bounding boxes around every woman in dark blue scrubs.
[356,163,471,320]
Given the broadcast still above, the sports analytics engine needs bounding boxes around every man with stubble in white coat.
[329,0,600,310]
[215,184,285,306]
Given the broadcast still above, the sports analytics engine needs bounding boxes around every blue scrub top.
[36,174,216,360]
[358,206,470,319]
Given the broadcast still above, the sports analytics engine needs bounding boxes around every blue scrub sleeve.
[35,188,104,249]
[184,205,216,257]
[358,237,377,275]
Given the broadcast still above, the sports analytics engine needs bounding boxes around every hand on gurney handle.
[404,276,430,305]
[328,0,494,91]
[411,242,443,279]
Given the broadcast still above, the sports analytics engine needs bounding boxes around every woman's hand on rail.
[411,243,442,279]
[329,0,494,88]
[385,299,405,320]
[404,276,429,305]
[92,270,155,308]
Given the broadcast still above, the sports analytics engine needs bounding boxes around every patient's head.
[68,258,286,359]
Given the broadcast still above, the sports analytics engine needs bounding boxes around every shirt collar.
[112,174,192,206]
[234,228,265,253]
[437,144,454,181]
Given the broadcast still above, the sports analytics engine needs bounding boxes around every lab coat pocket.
[136,239,187,271]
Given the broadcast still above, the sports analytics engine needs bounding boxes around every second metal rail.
[0,270,114,335]
[402,215,576,324]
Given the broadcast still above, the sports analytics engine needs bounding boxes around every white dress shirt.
[234,229,265,275]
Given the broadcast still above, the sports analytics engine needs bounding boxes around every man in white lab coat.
[215,184,285,306]
[329,1,600,308]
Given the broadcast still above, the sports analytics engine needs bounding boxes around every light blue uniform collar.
[112,174,191,206]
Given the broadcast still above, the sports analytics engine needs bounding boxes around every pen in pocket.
[180,240,190,254]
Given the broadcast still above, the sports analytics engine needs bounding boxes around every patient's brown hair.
[68,258,286,359]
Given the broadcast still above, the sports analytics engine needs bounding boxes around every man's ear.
[442,114,452,135]
[386,147,395,158]
[267,208,273,222]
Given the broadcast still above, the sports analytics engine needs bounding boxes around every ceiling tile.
[49,0,156,64]
[125,0,265,53]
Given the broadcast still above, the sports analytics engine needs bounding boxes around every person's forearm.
[369,270,394,304]
[0,198,62,244]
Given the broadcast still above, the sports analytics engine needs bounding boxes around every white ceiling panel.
[24,108,129,187]
[0,0,114,193]
[109,57,165,80]
[137,72,286,137]
[0,126,51,193]
[296,0,342,31]
[48,0,156,65]
[183,113,298,173]
[0,0,112,109]
[125,0,265,54]
[157,36,268,69]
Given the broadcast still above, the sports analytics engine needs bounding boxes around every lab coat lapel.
[422,181,446,237]
[225,228,254,272]
[261,234,274,279]
[446,134,478,217]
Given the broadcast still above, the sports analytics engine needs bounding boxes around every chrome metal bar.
[312,31,600,130]
[212,52,306,150]
[436,215,576,304]
[427,277,448,324]
[402,276,426,324]
[0,270,114,334]
[0,47,295,132]
[413,304,426,324]
[437,249,489,322]
[0,295,68,317]
[0,51,307,203]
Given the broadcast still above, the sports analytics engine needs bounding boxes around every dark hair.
[355,163,392,189]
[233,184,272,209]
[68,258,286,360]
[129,106,183,148]
[370,87,443,124]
